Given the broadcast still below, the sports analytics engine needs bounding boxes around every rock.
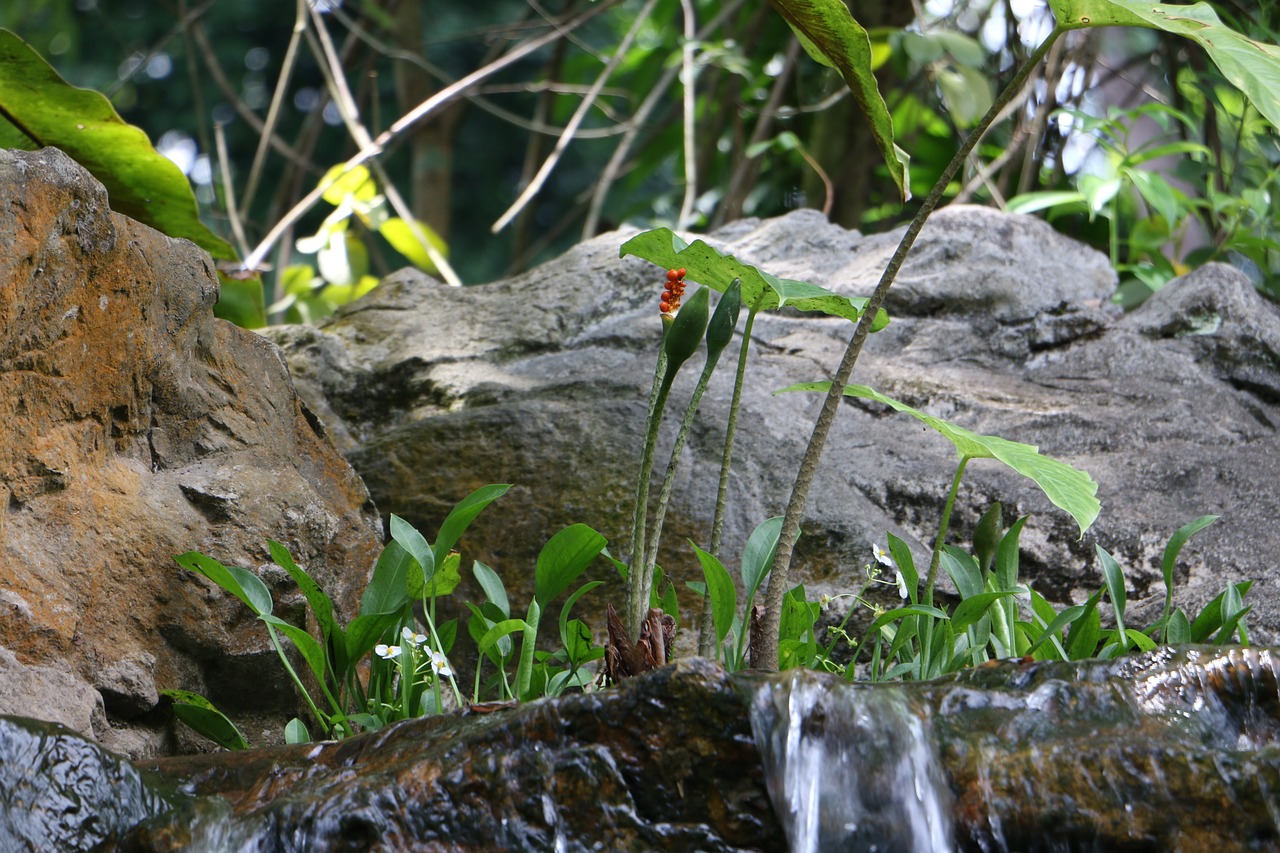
[6,648,1258,852]
[268,206,1280,646]
[0,148,383,755]
[0,715,170,852]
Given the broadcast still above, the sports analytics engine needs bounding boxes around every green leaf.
[1159,515,1218,637]
[742,517,784,601]
[434,484,510,568]
[866,603,949,636]
[1066,593,1103,659]
[886,534,918,603]
[362,541,413,616]
[941,546,984,600]
[417,551,462,599]
[174,552,273,618]
[0,30,235,261]
[1097,545,1128,650]
[261,614,330,687]
[472,560,510,618]
[161,690,249,750]
[390,514,436,590]
[691,543,737,649]
[972,503,1003,574]
[478,618,529,658]
[558,580,604,655]
[1047,3,1280,132]
[619,229,890,330]
[781,383,1100,536]
[268,541,336,641]
[952,591,1018,634]
[284,718,310,745]
[379,216,447,274]
[345,612,399,666]
[535,524,607,607]
[766,0,908,200]
[1166,608,1192,644]
[1024,603,1087,658]
[993,517,1028,592]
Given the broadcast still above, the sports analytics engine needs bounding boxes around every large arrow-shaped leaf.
[1047,2,1280,131]
[779,382,1100,535]
[620,227,890,330]
[768,0,909,200]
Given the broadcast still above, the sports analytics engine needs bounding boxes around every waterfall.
[749,670,954,853]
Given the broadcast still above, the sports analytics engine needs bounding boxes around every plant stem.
[924,456,970,607]
[698,307,757,656]
[754,26,1065,670]
[627,347,672,640]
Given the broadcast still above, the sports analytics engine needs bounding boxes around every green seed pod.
[662,284,710,373]
[705,278,742,360]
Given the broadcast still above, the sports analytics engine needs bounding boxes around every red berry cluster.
[660,268,687,316]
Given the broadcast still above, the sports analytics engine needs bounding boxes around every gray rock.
[268,206,1280,647]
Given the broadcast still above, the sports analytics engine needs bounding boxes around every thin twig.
[241,0,308,215]
[491,0,659,234]
[676,0,699,229]
[213,122,250,257]
[239,0,618,274]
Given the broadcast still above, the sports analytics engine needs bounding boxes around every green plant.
[165,484,611,746]
[847,509,1249,681]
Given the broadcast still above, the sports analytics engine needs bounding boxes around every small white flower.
[894,570,910,600]
[401,626,428,646]
[819,593,833,612]
[872,543,893,567]
[428,650,453,678]
[375,643,402,660]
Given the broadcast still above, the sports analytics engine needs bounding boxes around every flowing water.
[749,670,953,853]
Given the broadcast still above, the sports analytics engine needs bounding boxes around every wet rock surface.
[7,649,1280,851]
[0,148,383,755]
[267,207,1280,649]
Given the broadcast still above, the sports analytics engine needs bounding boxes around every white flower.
[872,543,893,567]
[428,650,453,678]
[401,626,428,647]
[375,643,402,660]
[894,570,910,600]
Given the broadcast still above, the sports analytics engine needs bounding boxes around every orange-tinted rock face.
[0,148,382,754]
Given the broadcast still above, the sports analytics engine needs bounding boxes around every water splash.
[749,670,953,853]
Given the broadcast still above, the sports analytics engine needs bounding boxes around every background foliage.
[6,0,1277,318]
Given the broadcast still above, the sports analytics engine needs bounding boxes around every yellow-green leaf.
[379,217,446,274]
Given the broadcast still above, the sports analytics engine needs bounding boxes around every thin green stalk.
[755,25,1066,670]
[265,624,331,738]
[627,348,672,639]
[698,306,757,656]
[924,456,970,607]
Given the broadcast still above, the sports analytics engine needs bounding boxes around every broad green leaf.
[952,591,1017,633]
[941,546,984,600]
[380,216,447,274]
[161,690,249,750]
[319,163,378,206]
[1005,190,1088,216]
[345,612,400,665]
[866,603,949,636]
[361,541,413,616]
[766,0,908,200]
[0,30,234,261]
[691,543,737,649]
[619,229,890,330]
[1047,2,1280,131]
[434,484,510,568]
[478,619,529,658]
[781,383,1100,535]
[268,541,336,640]
[284,718,310,745]
[742,516,784,601]
[416,551,462,599]
[558,580,604,657]
[390,514,436,589]
[886,533,918,603]
[535,524,607,607]
[174,552,273,618]
[1066,593,1103,659]
[1166,608,1192,644]
[993,517,1029,592]
[472,560,510,618]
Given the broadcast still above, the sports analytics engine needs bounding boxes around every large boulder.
[0,148,383,756]
[267,206,1280,644]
